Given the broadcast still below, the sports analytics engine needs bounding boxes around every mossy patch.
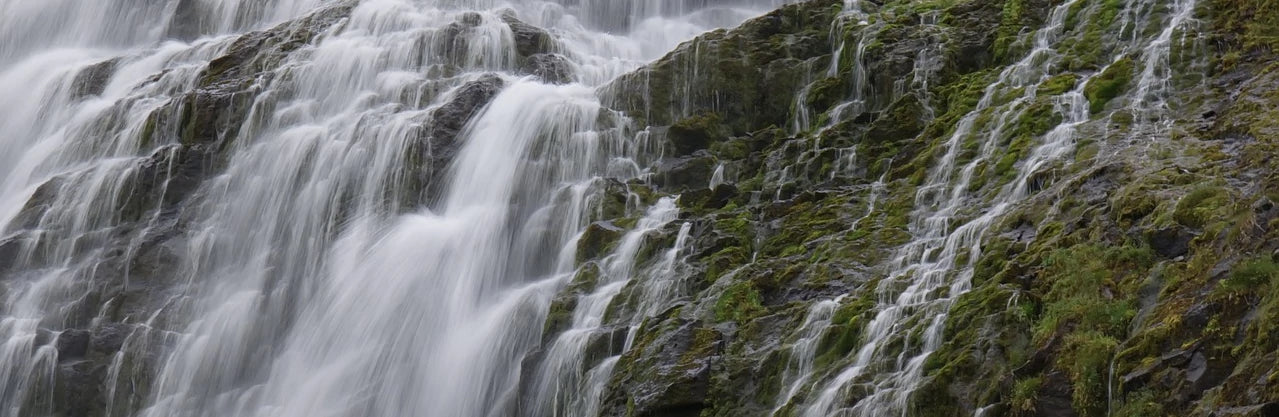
[714,281,767,323]
[1172,185,1232,228]
[1083,56,1135,114]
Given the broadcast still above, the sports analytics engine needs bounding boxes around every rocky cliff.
[2,0,1277,416]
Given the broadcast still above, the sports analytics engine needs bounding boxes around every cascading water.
[0,0,1222,415]
[0,0,790,416]
[786,0,1206,415]
[520,197,693,417]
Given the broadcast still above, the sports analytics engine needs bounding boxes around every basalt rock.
[603,310,723,417]
[70,58,120,99]
[521,53,574,84]
[408,74,505,200]
[501,11,556,62]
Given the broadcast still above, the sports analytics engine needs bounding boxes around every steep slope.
[527,0,1279,416]
[0,0,1276,416]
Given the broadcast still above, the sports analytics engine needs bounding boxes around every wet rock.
[521,53,573,84]
[864,93,926,145]
[90,323,133,355]
[500,11,555,60]
[69,59,119,99]
[596,179,632,221]
[942,0,999,72]
[1001,220,1038,244]
[55,329,91,360]
[602,312,722,417]
[1035,372,1080,417]
[543,296,578,339]
[1147,227,1194,258]
[578,221,625,263]
[184,2,355,148]
[1213,403,1279,417]
[604,0,841,131]
[582,327,629,366]
[0,236,20,273]
[666,113,731,156]
[652,153,717,192]
[406,74,505,200]
[426,75,505,149]
[166,0,209,41]
[9,177,63,232]
[440,13,484,62]
[54,360,103,417]
[680,185,740,212]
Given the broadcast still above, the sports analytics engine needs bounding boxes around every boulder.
[521,53,573,84]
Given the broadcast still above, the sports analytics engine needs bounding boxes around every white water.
[1122,0,1203,142]
[0,0,1209,415]
[0,0,788,416]
[788,0,1203,414]
[521,197,691,417]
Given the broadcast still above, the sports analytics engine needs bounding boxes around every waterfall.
[0,0,1223,415]
[788,0,1206,415]
[0,1,790,416]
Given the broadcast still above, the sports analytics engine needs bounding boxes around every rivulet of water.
[0,0,792,416]
[787,0,1204,415]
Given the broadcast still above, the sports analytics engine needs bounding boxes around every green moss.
[1064,0,1125,69]
[1039,73,1080,95]
[1059,331,1119,414]
[668,112,732,155]
[677,328,721,372]
[813,291,877,368]
[706,246,752,282]
[1034,244,1152,341]
[714,281,766,323]
[1217,257,1279,295]
[1112,186,1160,223]
[1019,99,1065,137]
[710,139,751,160]
[1210,0,1279,56]
[1083,56,1135,114]
[994,134,1035,180]
[759,196,851,257]
[994,0,1028,61]
[1010,376,1042,413]
[1112,389,1165,417]
[1172,185,1231,228]
[805,76,848,113]
[577,222,623,263]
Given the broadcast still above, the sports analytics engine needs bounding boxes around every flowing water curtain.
[0,0,798,416]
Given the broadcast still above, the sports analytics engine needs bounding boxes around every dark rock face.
[425,75,505,150]
[1148,227,1194,258]
[55,360,104,417]
[55,330,92,359]
[89,323,132,356]
[666,113,732,156]
[409,74,506,201]
[166,0,209,41]
[183,1,356,147]
[70,59,119,99]
[0,5,360,416]
[602,312,722,417]
[501,11,555,61]
[1036,372,1080,417]
[521,53,573,84]
[604,0,843,134]
[652,153,716,192]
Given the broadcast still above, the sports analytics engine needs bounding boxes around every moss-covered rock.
[1083,56,1135,114]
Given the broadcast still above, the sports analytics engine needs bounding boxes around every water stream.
[0,0,787,416]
